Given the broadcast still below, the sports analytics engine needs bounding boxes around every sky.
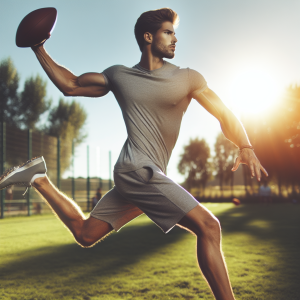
[1,0,299,182]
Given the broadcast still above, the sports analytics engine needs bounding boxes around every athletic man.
[0,8,267,300]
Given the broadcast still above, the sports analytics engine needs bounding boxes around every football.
[232,198,241,206]
[16,7,57,48]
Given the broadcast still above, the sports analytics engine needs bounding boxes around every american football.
[16,7,57,48]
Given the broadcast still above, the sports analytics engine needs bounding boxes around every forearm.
[32,45,76,95]
[220,109,251,148]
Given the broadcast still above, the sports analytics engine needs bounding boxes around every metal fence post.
[87,145,90,211]
[72,139,75,200]
[40,132,44,156]
[0,122,6,218]
[109,151,112,190]
[27,129,32,216]
[57,137,61,189]
[97,147,102,189]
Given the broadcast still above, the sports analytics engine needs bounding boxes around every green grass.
[0,203,300,300]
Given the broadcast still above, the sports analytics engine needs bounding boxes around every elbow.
[62,77,80,97]
[62,84,77,97]
[62,90,72,97]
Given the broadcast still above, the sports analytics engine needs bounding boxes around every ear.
[144,32,153,44]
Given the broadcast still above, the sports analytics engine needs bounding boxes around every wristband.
[239,145,254,151]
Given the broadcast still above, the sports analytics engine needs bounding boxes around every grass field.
[0,203,300,300]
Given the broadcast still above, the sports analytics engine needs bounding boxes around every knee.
[75,234,96,248]
[74,230,98,248]
[198,215,221,240]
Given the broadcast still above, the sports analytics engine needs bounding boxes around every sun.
[229,68,281,115]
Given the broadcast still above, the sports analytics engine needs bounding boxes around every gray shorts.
[90,165,198,233]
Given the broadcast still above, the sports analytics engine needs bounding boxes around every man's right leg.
[33,175,113,247]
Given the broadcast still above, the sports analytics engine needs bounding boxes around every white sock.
[30,173,46,184]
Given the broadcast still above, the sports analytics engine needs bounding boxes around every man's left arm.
[191,87,268,181]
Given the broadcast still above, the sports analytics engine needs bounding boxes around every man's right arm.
[32,45,109,97]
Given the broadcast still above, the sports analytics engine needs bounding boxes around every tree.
[178,137,211,194]
[46,98,87,172]
[0,58,51,129]
[19,75,51,129]
[0,57,87,174]
[214,132,238,197]
[0,58,20,124]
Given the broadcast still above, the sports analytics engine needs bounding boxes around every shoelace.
[22,187,29,196]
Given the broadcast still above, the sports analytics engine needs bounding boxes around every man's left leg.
[112,166,235,299]
[177,204,235,300]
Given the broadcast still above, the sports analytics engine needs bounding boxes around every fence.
[0,122,114,218]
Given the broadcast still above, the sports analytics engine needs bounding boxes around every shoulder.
[102,64,126,74]
[102,65,129,88]
[185,67,207,94]
[187,68,205,80]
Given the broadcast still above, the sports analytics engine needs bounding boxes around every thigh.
[90,186,143,232]
[114,165,199,233]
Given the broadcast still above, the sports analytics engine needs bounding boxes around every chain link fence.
[0,122,115,218]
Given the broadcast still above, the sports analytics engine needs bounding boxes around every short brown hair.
[134,8,179,52]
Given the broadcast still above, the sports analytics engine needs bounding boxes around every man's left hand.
[231,149,268,181]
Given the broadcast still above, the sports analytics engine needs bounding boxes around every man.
[0,8,267,300]
[259,180,272,204]
[92,188,102,209]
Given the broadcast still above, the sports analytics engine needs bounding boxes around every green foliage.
[47,98,87,144]
[20,75,51,129]
[0,57,87,173]
[46,98,87,173]
[0,58,20,124]
[214,133,238,194]
[0,58,51,129]
[178,137,211,192]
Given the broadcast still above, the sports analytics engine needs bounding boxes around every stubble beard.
[152,41,175,59]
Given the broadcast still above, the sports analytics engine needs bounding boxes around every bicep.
[66,72,109,97]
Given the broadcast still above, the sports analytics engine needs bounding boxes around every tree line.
[242,86,300,197]
[0,57,87,172]
[2,56,300,195]
[178,134,238,196]
[178,85,300,198]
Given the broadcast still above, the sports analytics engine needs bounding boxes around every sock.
[30,173,46,184]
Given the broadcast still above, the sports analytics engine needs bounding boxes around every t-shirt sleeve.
[101,65,121,91]
[188,68,207,94]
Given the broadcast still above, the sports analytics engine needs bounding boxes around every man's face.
[151,21,177,59]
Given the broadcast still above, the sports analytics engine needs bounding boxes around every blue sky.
[1,0,299,182]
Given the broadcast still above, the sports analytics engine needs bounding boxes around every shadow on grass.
[0,219,188,282]
[216,203,300,242]
[215,204,300,297]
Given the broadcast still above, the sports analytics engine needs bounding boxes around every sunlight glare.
[230,68,280,115]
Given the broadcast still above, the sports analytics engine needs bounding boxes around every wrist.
[31,42,45,52]
[239,145,254,151]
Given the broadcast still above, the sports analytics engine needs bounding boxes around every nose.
[173,35,178,43]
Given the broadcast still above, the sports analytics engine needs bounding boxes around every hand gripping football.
[16,7,57,48]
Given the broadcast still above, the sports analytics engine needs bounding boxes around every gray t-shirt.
[102,61,207,174]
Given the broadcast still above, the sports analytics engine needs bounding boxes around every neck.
[139,47,164,71]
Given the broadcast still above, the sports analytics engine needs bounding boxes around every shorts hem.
[162,202,199,234]
[90,214,118,231]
